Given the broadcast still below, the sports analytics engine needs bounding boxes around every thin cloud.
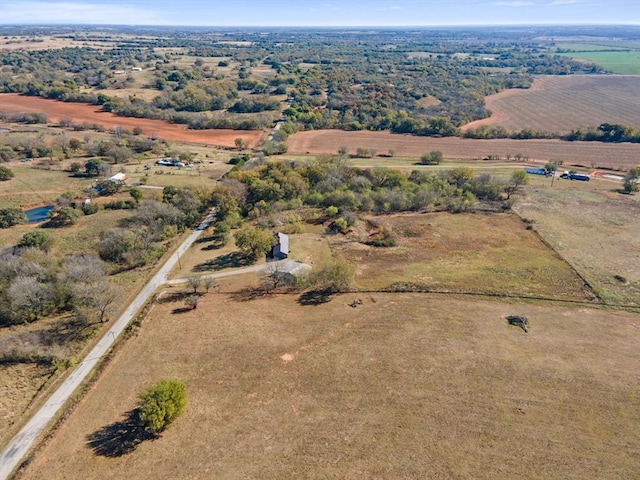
[0,1,167,24]
[549,0,578,5]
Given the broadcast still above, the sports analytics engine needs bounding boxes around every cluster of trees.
[464,123,640,143]
[218,156,525,222]
[0,244,115,326]
[564,123,640,143]
[98,187,208,269]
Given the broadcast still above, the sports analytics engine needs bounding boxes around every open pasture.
[0,94,265,148]
[514,181,640,305]
[286,129,640,170]
[18,292,640,480]
[462,75,640,133]
[335,212,591,301]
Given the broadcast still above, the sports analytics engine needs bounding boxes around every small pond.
[24,205,54,223]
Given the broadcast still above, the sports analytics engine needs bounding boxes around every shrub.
[420,151,442,165]
[138,379,187,434]
[0,165,15,181]
[0,207,27,228]
[18,231,51,250]
[82,202,99,215]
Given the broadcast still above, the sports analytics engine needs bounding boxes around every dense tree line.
[220,156,518,221]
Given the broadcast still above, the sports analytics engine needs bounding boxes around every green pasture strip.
[558,51,640,75]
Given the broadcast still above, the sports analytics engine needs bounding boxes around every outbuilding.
[268,232,289,260]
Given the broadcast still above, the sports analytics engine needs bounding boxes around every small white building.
[276,260,312,284]
[107,172,126,183]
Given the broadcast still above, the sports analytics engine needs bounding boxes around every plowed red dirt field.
[462,75,640,133]
[0,94,264,148]
[287,129,640,170]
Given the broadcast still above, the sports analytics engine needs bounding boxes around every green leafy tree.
[622,166,640,194]
[85,158,109,177]
[18,231,51,251]
[420,151,442,165]
[97,180,122,196]
[130,186,144,203]
[138,379,187,434]
[505,170,529,200]
[0,208,27,228]
[209,187,238,221]
[50,206,82,227]
[0,165,15,181]
[234,225,274,260]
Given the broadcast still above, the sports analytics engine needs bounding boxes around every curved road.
[0,210,216,480]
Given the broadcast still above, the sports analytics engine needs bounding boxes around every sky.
[0,0,639,26]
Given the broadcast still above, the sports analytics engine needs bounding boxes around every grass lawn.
[18,293,640,480]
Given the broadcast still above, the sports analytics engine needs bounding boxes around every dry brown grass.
[514,180,640,305]
[18,293,640,480]
[333,212,591,301]
[286,129,640,170]
[463,75,640,133]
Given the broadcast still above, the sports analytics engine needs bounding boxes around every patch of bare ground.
[0,94,264,148]
[462,75,640,134]
[17,293,640,480]
[286,129,640,170]
[514,182,640,305]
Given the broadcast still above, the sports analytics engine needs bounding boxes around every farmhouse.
[268,232,289,260]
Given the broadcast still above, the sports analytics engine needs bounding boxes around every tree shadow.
[172,306,194,314]
[193,251,254,272]
[156,291,190,304]
[297,289,335,306]
[86,409,156,458]
[230,287,268,302]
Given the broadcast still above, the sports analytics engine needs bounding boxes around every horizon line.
[1,22,639,28]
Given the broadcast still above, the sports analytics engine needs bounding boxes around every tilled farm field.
[287,129,640,170]
[462,75,640,133]
[0,94,264,148]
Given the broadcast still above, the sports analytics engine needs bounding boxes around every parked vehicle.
[155,158,185,167]
[560,171,590,181]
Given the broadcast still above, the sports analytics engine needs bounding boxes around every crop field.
[17,291,640,480]
[286,129,640,170]
[0,94,265,148]
[462,75,640,133]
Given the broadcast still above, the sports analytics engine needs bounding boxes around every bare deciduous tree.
[186,276,202,294]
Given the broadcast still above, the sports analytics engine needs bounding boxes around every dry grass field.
[335,212,592,301]
[286,129,640,170]
[462,75,640,134]
[17,293,640,480]
[514,181,640,305]
[0,94,265,148]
